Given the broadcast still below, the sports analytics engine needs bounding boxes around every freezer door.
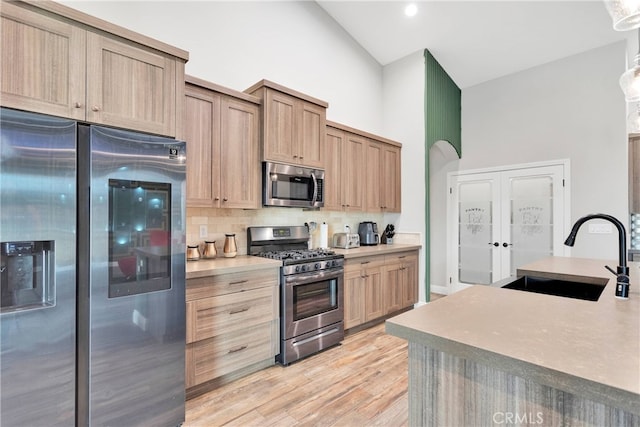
[80,125,186,426]
[0,108,77,426]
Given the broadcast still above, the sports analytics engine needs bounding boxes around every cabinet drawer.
[186,268,279,300]
[344,255,386,273]
[385,251,417,264]
[188,321,274,386]
[186,285,277,343]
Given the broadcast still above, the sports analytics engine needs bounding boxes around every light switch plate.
[588,223,612,234]
[199,225,208,238]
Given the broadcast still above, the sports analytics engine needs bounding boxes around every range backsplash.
[186,207,385,255]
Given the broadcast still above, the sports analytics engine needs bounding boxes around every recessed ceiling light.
[405,3,418,17]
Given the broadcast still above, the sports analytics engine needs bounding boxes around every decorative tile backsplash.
[186,207,385,255]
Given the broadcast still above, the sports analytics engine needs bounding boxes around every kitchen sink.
[500,275,608,301]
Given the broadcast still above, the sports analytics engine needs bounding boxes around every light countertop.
[386,256,640,415]
[186,255,281,279]
[333,243,421,259]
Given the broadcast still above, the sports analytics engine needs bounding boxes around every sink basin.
[501,275,607,301]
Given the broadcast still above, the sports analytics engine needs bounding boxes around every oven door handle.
[284,268,343,285]
[310,172,318,206]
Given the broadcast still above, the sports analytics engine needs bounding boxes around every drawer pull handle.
[228,345,248,354]
[229,280,248,285]
[361,261,370,265]
[398,256,406,259]
[229,307,249,315]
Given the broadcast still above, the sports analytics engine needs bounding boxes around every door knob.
[503,242,512,248]
[489,242,499,247]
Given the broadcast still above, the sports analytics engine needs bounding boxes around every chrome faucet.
[564,213,630,299]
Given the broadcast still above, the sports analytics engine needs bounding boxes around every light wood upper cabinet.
[1,1,86,120]
[325,126,365,211]
[1,0,188,137]
[86,33,178,136]
[327,121,400,213]
[366,140,401,212]
[185,77,261,209]
[246,80,327,169]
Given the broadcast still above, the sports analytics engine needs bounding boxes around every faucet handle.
[605,265,630,299]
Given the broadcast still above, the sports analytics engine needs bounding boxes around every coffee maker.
[358,222,380,246]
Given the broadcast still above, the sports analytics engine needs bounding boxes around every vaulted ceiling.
[316,1,628,88]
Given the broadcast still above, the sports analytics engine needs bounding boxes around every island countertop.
[386,256,640,415]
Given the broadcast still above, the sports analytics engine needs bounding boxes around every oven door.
[282,267,344,340]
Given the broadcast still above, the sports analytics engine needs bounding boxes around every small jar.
[186,245,201,261]
[223,234,237,258]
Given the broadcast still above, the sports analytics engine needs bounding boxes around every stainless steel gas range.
[247,226,344,365]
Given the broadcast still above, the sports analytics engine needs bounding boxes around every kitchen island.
[386,257,640,426]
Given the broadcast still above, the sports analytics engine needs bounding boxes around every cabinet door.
[401,254,418,308]
[220,97,260,209]
[382,144,401,212]
[1,2,86,120]
[86,32,177,136]
[298,101,325,168]
[263,89,296,164]
[383,263,403,315]
[365,140,383,212]
[344,133,366,211]
[184,86,221,207]
[325,127,345,211]
[344,267,365,329]
[364,266,385,321]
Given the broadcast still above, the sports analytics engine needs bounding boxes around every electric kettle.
[358,222,380,246]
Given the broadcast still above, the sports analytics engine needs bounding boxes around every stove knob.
[295,265,301,273]
[326,261,332,268]
[314,263,321,270]
[301,265,307,272]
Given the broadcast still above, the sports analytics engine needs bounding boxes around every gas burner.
[257,248,337,262]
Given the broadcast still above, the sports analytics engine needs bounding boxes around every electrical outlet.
[199,225,208,238]
[588,223,612,234]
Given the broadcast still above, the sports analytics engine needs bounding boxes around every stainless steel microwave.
[263,162,324,208]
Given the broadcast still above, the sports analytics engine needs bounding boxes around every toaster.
[332,233,360,249]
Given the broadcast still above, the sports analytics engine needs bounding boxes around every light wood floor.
[185,294,448,426]
[185,322,409,426]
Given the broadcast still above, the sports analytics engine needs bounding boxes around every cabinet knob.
[214,197,220,201]
[293,155,298,159]
[74,102,82,108]
[223,197,228,202]
[91,106,100,112]
[299,156,304,160]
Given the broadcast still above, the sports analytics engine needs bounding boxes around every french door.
[447,163,568,291]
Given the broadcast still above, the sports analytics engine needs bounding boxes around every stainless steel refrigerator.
[0,108,186,426]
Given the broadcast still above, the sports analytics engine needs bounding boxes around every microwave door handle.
[311,172,318,205]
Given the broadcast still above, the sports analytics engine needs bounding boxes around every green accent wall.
[424,49,461,301]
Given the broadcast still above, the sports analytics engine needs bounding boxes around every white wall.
[60,0,383,132]
[429,42,628,290]
[381,50,427,302]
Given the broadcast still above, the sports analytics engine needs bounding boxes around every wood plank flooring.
[185,322,409,426]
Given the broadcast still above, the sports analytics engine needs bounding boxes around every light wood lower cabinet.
[185,268,279,392]
[344,250,419,330]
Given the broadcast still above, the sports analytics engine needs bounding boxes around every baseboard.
[430,284,449,296]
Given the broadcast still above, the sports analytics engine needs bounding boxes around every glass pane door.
[457,178,497,285]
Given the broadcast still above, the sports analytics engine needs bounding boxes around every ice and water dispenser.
[1,240,55,312]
